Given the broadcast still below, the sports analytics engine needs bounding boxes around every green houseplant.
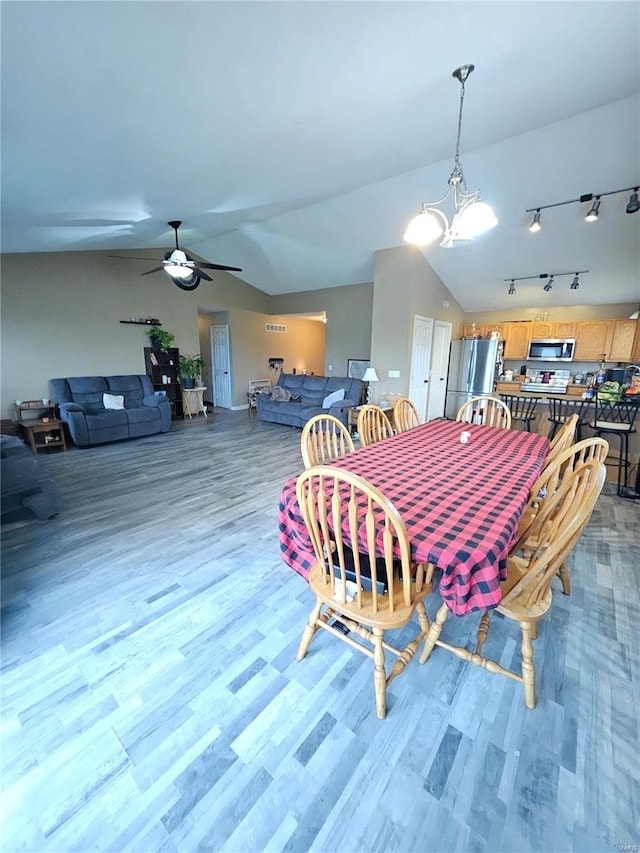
[178,354,205,389]
[145,327,175,352]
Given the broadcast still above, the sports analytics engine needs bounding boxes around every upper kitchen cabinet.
[553,320,578,338]
[531,320,577,338]
[503,321,532,359]
[573,320,612,361]
[632,321,640,361]
[608,318,637,362]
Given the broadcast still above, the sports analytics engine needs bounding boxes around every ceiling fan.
[118,220,242,291]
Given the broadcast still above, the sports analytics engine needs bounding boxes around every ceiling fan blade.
[197,262,243,272]
[109,255,162,261]
[140,266,166,276]
[194,268,213,282]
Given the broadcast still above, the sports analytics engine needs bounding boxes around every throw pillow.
[103,393,125,410]
[271,386,292,402]
[322,388,346,408]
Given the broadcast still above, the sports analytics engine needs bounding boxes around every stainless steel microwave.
[527,338,575,362]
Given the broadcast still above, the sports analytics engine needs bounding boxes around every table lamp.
[362,367,379,404]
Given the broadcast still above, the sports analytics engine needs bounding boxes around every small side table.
[18,418,67,453]
[182,387,208,419]
[348,404,394,435]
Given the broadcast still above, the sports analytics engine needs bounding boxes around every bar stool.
[501,395,540,431]
[589,395,638,497]
[547,397,590,442]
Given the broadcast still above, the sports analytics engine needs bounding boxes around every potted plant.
[146,327,175,352]
[178,354,204,389]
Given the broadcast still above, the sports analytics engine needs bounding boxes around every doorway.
[210,324,232,409]
[408,315,434,421]
[426,320,452,421]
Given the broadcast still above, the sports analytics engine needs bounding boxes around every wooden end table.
[18,418,67,453]
[182,387,208,419]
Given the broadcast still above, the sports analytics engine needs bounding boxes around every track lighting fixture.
[529,210,542,233]
[504,270,588,294]
[404,64,498,249]
[627,188,640,214]
[585,197,600,222]
[525,184,639,230]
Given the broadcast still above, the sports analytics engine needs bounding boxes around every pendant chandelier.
[404,64,498,249]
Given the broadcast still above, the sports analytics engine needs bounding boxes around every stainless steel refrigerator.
[445,338,501,420]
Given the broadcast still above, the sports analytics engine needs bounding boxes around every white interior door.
[426,320,452,421]
[210,324,232,409]
[409,315,434,421]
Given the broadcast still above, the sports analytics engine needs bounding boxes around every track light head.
[585,197,601,222]
[570,274,580,290]
[543,276,554,292]
[626,188,640,214]
[529,210,542,233]
[508,280,515,295]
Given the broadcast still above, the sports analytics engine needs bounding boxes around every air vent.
[265,323,287,333]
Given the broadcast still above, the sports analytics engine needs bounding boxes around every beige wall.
[199,309,325,408]
[0,250,335,418]
[371,246,464,399]
[0,251,270,418]
[270,282,373,379]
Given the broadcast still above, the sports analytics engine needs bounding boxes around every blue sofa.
[50,375,172,447]
[256,373,363,428]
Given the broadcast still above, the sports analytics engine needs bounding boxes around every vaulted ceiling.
[2,1,638,312]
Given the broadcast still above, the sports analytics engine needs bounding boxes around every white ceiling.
[2,1,639,312]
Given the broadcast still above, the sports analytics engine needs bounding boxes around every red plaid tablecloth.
[278,419,549,616]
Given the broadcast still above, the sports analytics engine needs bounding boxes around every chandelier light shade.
[526,184,639,230]
[504,270,588,295]
[404,64,498,249]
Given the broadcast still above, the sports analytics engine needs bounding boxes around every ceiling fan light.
[403,210,444,246]
[164,264,192,279]
[626,188,640,214]
[454,200,498,239]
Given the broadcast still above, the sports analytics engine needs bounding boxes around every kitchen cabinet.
[531,320,577,338]
[503,321,532,359]
[573,320,611,361]
[531,321,554,338]
[632,322,640,362]
[608,318,637,362]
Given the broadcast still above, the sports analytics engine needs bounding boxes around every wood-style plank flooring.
[1,411,638,852]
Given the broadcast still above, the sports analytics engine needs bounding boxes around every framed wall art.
[347,359,370,380]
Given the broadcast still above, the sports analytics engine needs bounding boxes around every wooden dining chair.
[296,466,434,719]
[357,404,394,447]
[512,436,609,595]
[300,414,355,469]
[393,397,420,433]
[455,395,512,429]
[544,413,579,467]
[420,459,606,709]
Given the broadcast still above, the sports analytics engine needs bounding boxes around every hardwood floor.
[1,411,638,853]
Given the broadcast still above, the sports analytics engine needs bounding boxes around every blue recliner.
[50,375,172,447]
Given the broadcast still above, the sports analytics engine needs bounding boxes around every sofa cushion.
[67,376,109,409]
[107,375,147,408]
[323,388,345,408]
[103,393,125,410]
[301,394,325,407]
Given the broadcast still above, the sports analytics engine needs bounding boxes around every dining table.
[278,419,550,617]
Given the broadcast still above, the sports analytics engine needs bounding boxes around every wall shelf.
[120,319,161,326]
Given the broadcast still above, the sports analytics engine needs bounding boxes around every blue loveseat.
[256,373,363,428]
[50,375,172,447]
